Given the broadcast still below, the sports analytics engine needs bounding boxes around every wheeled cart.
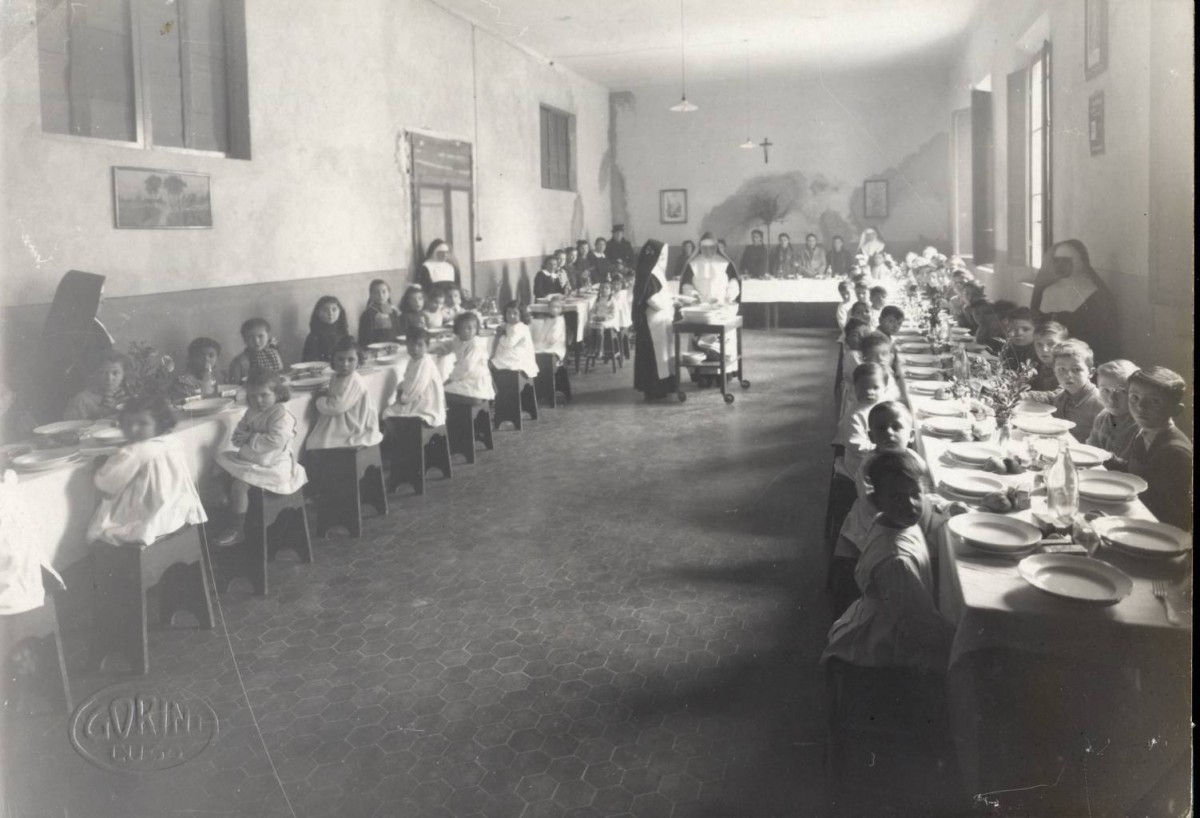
[672,315,751,404]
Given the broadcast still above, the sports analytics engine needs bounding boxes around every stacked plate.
[87,427,127,445]
[897,342,932,353]
[10,447,82,473]
[1013,416,1076,436]
[907,381,945,396]
[1014,400,1055,416]
[903,365,944,380]
[291,361,328,373]
[1067,443,1112,468]
[32,420,93,444]
[949,513,1042,556]
[903,353,950,366]
[181,398,235,417]
[289,375,330,390]
[1077,470,1148,503]
[920,401,966,418]
[1017,554,1134,605]
[947,441,1004,466]
[922,416,973,438]
[1091,517,1192,560]
[940,471,1007,499]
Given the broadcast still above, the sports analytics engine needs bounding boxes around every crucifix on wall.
[759,137,773,164]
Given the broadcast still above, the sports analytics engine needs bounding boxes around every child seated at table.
[444,311,496,402]
[490,300,539,379]
[877,305,905,338]
[302,296,350,364]
[834,363,891,478]
[868,286,889,328]
[86,394,206,547]
[359,279,402,347]
[213,369,307,546]
[822,449,956,673]
[1110,367,1192,530]
[841,317,870,369]
[63,349,130,421]
[859,332,903,399]
[171,337,225,401]
[531,296,568,365]
[422,288,448,330]
[614,275,633,335]
[229,318,284,384]
[586,282,619,357]
[999,306,1038,372]
[835,280,854,329]
[306,337,383,450]
[442,283,465,323]
[1085,359,1140,456]
[395,285,428,340]
[1030,321,1068,391]
[1025,339,1104,443]
[383,329,446,429]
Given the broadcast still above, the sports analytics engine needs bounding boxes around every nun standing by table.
[632,240,676,402]
[679,233,741,369]
[37,270,114,422]
[415,239,461,292]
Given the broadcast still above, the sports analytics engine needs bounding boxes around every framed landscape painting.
[659,189,688,224]
[113,167,213,229]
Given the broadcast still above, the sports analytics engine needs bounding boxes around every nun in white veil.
[679,233,741,374]
[857,228,886,259]
[416,239,461,292]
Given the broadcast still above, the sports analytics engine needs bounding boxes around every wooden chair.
[584,328,624,374]
[384,417,452,495]
[1,568,71,713]
[492,369,538,431]
[446,397,494,464]
[214,486,312,596]
[307,445,387,538]
[90,524,214,675]
[535,352,573,408]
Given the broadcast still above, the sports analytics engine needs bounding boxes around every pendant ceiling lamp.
[740,39,755,147]
[669,0,698,112]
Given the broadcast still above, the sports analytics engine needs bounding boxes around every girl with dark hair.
[359,279,402,346]
[303,296,350,363]
[1031,239,1117,360]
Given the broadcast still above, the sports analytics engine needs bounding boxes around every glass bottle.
[1045,438,1079,525]
[199,363,217,398]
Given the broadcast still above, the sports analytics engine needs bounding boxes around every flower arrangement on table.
[124,341,175,399]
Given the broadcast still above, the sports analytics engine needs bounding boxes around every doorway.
[410,134,474,292]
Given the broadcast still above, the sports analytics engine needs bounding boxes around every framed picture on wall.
[659,189,688,224]
[113,167,213,229]
[1084,0,1108,80]
[1088,91,1105,155]
[863,179,888,219]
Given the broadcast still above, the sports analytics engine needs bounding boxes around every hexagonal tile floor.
[1,329,962,817]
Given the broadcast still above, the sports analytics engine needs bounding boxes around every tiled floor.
[2,329,955,817]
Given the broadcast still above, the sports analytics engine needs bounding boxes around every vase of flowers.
[125,341,175,399]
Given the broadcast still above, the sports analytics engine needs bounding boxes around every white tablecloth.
[740,278,843,303]
[528,296,594,344]
[9,357,410,569]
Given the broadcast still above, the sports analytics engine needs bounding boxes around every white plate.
[903,353,950,366]
[906,381,945,396]
[1066,443,1112,468]
[289,375,330,390]
[897,342,932,353]
[1017,554,1133,605]
[922,416,973,436]
[920,401,966,417]
[949,513,1042,553]
[367,342,397,351]
[374,353,402,364]
[947,441,1004,464]
[11,447,81,472]
[182,398,234,417]
[1013,416,1076,436]
[87,427,127,444]
[1091,517,1192,559]
[291,361,328,371]
[32,420,93,438]
[1077,470,1148,503]
[949,328,973,338]
[940,472,1007,497]
[961,342,989,353]
[904,366,944,380]
[1014,400,1056,416]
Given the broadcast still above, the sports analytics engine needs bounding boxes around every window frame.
[38,0,246,159]
[1027,41,1053,265]
[539,104,576,192]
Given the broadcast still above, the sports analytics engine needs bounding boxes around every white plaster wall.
[0,0,611,308]
[611,64,953,249]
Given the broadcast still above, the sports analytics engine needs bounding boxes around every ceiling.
[431,0,987,89]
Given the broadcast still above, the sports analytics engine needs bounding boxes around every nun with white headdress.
[857,228,886,259]
[679,233,741,371]
[416,239,461,292]
[632,240,676,401]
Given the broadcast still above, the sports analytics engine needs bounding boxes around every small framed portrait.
[113,167,213,229]
[659,189,688,224]
[863,179,888,219]
[1085,0,1108,80]
[1088,91,1105,155]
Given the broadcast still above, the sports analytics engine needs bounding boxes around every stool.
[584,328,624,373]
[492,369,538,431]
[214,486,312,596]
[535,353,573,408]
[384,417,452,495]
[90,524,214,675]
[308,445,387,538]
[1,570,71,713]
[823,459,857,590]
[446,398,494,464]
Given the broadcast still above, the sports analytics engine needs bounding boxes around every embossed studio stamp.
[69,683,218,772]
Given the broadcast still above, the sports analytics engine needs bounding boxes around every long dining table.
[9,355,412,572]
[896,342,1192,814]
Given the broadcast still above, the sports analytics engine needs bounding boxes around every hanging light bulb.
[670,0,697,112]
[740,39,754,146]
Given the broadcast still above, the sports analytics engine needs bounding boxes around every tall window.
[539,105,576,191]
[1028,43,1052,263]
[37,0,250,157]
